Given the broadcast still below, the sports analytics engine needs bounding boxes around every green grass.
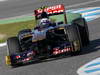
[0,20,36,43]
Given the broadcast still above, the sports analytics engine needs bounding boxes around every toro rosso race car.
[5,4,89,67]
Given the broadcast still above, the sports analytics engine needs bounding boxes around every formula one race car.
[5,4,89,67]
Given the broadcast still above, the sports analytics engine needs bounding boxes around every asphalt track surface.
[0,0,100,75]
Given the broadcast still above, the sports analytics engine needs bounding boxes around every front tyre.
[6,37,21,67]
[72,18,90,47]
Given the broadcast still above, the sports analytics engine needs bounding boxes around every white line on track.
[82,10,100,15]
[85,15,100,20]
[0,42,6,47]
[77,58,100,75]
[70,7,100,13]
[0,0,7,2]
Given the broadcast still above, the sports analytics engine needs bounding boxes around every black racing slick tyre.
[65,25,82,55]
[73,18,89,47]
[7,37,21,67]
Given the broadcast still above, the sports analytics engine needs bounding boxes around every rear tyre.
[65,25,82,55]
[7,37,21,67]
[72,18,90,47]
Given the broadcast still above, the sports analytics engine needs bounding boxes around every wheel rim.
[73,40,81,52]
[5,56,11,65]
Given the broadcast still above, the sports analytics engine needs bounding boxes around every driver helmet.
[40,18,51,26]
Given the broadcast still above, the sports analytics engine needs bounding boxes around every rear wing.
[34,4,65,19]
